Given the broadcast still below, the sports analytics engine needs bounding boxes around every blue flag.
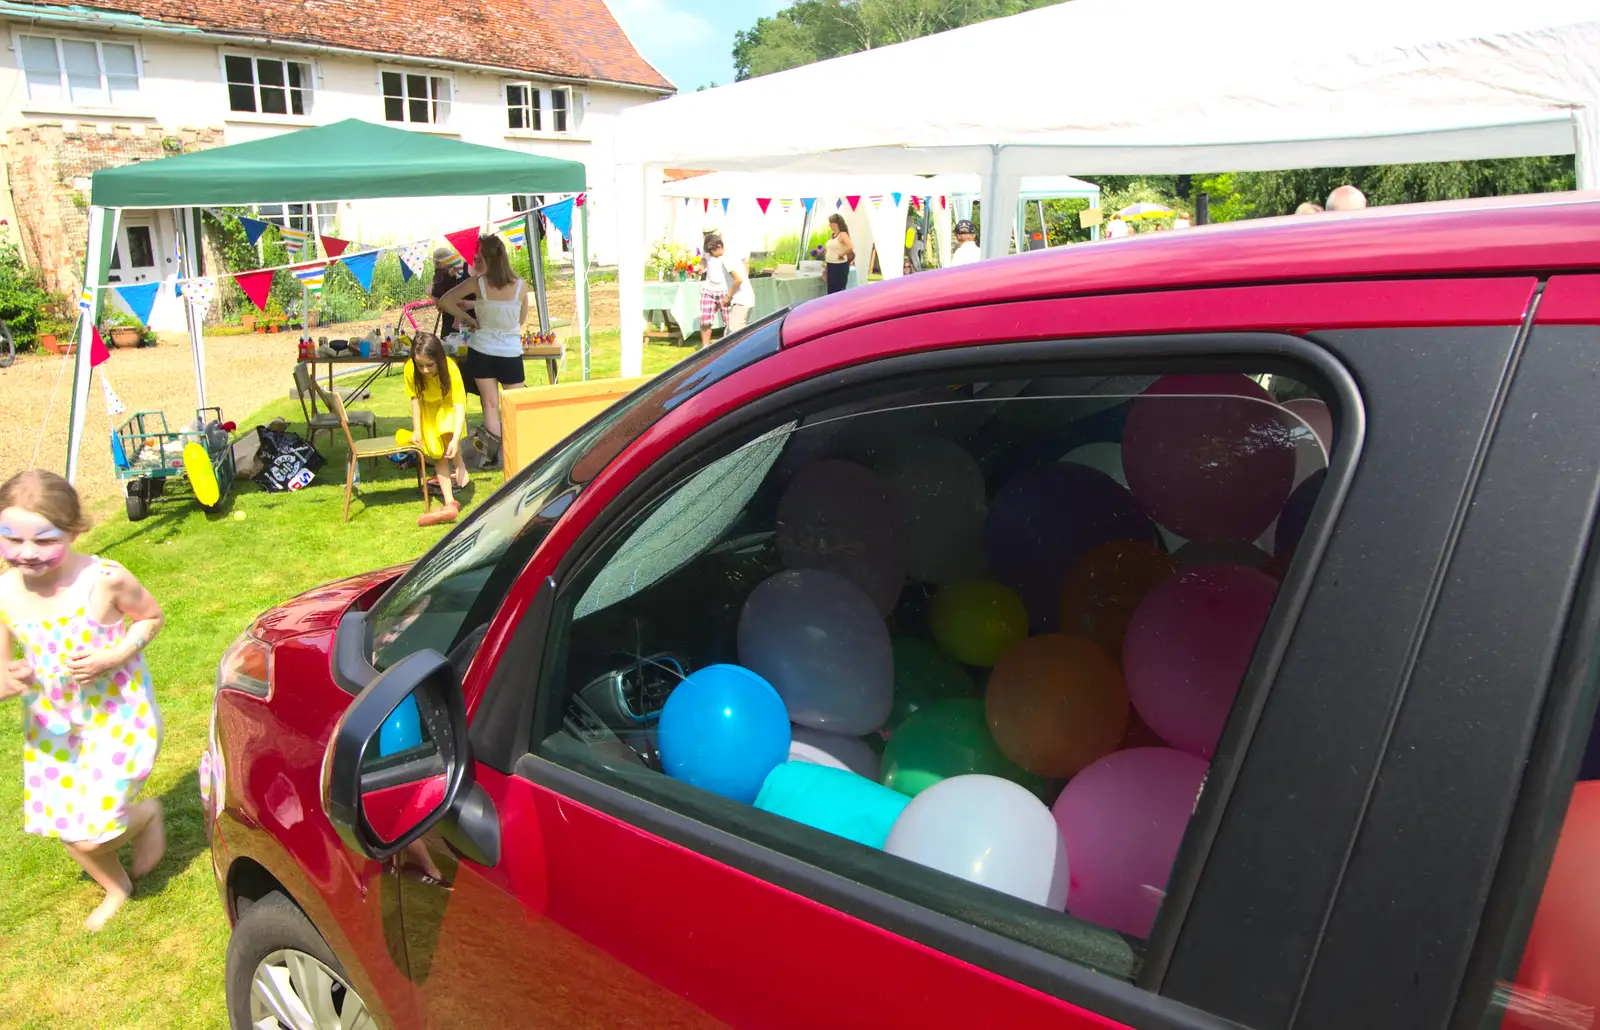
[541,197,575,240]
[238,216,270,246]
[399,260,414,283]
[892,192,902,208]
[114,282,159,327]
[341,250,379,293]
[801,197,816,214]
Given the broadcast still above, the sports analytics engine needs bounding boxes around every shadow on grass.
[134,764,209,901]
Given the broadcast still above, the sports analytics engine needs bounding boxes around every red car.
[206,194,1600,1030]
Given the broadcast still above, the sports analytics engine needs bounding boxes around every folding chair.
[296,363,375,449]
[330,391,428,522]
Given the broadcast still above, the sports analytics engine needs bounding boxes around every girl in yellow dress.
[400,333,468,527]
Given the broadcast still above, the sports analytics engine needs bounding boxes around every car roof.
[781,191,1600,347]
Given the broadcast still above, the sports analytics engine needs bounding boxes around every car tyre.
[225,891,378,1030]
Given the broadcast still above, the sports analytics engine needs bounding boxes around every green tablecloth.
[644,271,856,332]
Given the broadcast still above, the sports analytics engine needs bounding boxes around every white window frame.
[380,66,453,127]
[504,81,542,133]
[220,50,317,119]
[550,85,574,134]
[253,201,337,236]
[14,31,142,110]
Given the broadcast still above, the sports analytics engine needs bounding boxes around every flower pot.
[37,333,56,353]
[306,310,321,329]
[242,314,257,332]
[676,270,687,281]
[265,324,278,334]
[108,326,141,348]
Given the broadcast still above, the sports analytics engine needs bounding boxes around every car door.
[388,278,1537,1030]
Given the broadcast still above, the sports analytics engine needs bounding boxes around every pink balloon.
[1121,374,1296,542]
[1123,565,1278,758]
[776,460,909,615]
[1052,747,1208,938]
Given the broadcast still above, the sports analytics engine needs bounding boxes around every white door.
[106,215,166,285]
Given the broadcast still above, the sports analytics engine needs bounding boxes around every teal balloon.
[888,637,976,730]
[755,762,910,849]
[378,695,422,756]
[880,698,1054,800]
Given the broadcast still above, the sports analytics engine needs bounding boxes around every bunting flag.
[399,241,432,282]
[756,198,772,214]
[233,268,275,312]
[78,289,94,315]
[341,250,379,293]
[835,199,844,210]
[702,198,711,214]
[185,276,217,324]
[90,326,111,369]
[719,198,730,214]
[542,197,576,240]
[278,226,312,255]
[801,197,816,214]
[575,192,586,207]
[320,235,351,258]
[292,262,327,292]
[238,217,270,246]
[100,368,125,415]
[503,221,527,250]
[114,282,160,327]
[892,192,903,208]
[400,261,414,283]
[940,196,948,209]
[445,226,481,267]
[846,196,861,211]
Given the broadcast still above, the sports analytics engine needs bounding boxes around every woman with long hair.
[823,214,854,295]
[439,235,528,467]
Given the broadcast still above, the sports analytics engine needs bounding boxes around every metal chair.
[295,363,375,449]
[329,390,427,523]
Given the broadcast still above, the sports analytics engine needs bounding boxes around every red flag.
[445,226,481,268]
[89,326,110,368]
[320,235,350,258]
[846,196,861,211]
[233,268,275,312]
[575,192,587,207]
[939,196,947,210]
[756,198,772,214]
[702,198,710,214]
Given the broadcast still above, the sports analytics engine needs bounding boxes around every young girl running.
[401,332,469,527]
[0,469,166,930]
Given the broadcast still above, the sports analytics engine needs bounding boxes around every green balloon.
[881,698,1051,799]
[889,637,976,730]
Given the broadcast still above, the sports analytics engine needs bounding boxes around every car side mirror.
[324,649,471,860]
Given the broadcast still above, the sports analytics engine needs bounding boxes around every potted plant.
[241,312,257,332]
[101,311,143,348]
[35,315,76,354]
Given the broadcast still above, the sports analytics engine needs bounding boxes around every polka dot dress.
[3,559,162,845]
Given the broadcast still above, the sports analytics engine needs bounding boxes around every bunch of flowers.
[647,238,697,279]
[521,330,559,350]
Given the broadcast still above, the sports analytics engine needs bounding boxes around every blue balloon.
[658,665,791,803]
[378,694,423,756]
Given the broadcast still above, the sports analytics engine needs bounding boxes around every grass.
[0,333,683,1028]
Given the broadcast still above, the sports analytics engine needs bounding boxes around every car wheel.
[225,892,379,1030]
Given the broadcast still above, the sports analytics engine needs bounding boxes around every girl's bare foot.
[130,800,166,878]
[85,885,130,932]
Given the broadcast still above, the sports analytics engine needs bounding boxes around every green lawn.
[0,335,685,1028]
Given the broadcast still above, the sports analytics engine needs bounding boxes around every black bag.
[251,426,326,493]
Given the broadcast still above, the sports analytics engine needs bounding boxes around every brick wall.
[4,124,222,294]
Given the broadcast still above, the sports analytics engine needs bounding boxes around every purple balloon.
[1052,747,1209,938]
[984,463,1156,631]
[777,460,909,615]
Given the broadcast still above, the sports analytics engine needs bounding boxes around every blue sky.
[605,0,790,90]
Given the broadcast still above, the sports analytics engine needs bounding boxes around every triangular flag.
[575,192,587,207]
[320,236,350,258]
[702,198,710,214]
[756,198,772,214]
[503,222,527,250]
[801,198,816,214]
[233,268,275,312]
[892,192,903,208]
[846,196,861,211]
[835,199,843,210]
[292,262,327,292]
[100,368,125,415]
[238,217,270,246]
[868,195,883,209]
[114,282,159,327]
[78,289,94,315]
[940,196,947,210]
[341,250,379,293]
[185,276,216,324]
[445,226,480,267]
[542,197,576,240]
[90,326,111,368]
[400,241,432,281]
[400,261,414,283]
[719,198,730,214]
[278,226,312,255]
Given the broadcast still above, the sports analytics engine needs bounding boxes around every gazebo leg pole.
[576,196,590,382]
[180,206,206,410]
[65,206,115,484]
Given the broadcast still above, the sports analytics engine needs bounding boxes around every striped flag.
[293,262,327,291]
[502,221,527,250]
[78,289,94,314]
[278,226,312,255]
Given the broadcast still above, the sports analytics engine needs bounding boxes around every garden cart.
[112,407,236,521]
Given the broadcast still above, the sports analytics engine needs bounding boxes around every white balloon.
[788,725,881,779]
[885,774,1070,908]
[872,438,988,585]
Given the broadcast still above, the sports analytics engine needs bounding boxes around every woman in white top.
[699,234,755,349]
[823,214,854,294]
[439,234,527,465]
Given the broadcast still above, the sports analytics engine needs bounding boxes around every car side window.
[534,366,1337,982]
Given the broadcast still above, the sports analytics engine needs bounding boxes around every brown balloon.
[986,634,1129,778]
[1059,539,1178,656]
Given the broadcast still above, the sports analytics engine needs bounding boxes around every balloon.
[929,580,1029,667]
[1121,374,1296,542]
[1505,781,1600,1030]
[1123,565,1278,758]
[886,774,1070,908]
[789,725,881,779]
[1059,539,1178,657]
[738,569,893,735]
[889,637,976,729]
[881,698,1048,799]
[754,761,910,849]
[377,694,423,756]
[657,664,791,804]
[986,635,1128,778]
[1173,539,1273,572]
[1274,468,1326,557]
[1119,708,1167,751]
[872,438,988,585]
[1052,747,1208,937]
[985,463,1156,631]
[776,459,908,615]
[1282,397,1333,457]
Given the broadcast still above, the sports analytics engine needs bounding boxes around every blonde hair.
[0,469,90,534]
[1295,202,1325,216]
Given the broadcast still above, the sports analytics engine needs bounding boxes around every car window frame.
[491,330,1365,1029]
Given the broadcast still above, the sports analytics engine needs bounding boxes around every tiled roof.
[8,0,674,91]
